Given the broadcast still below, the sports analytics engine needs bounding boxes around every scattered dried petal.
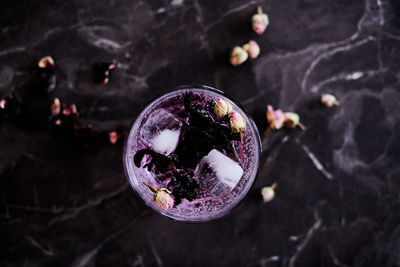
[36,56,56,93]
[261,183,276,202]
[266,105,286,130]
[109,131,118,144]
[230,46,248,66]
[242,40,260,59]
[214,98,232,117]
[154,189,174,209]
[321,94,339,107]
[252,6,269,35]
[38,56,55,69]
[50,98,61,116]
[229,110,246,133]
[93,60,116,84]
[0,99,6,109]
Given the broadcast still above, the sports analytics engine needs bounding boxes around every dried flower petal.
[109,131,118,144]
[36,56,56,93]
[266,105,286,130]
[252,6,269,35]
[50,98,61,116]
[242,40,260,59]
[261,183,276,202]
[230,46,248,66]
[0,99,6,109]
[321,94,339,107]
[38,56,55,69]
[93,60,116,84]
[154,190,174,209]
[229,110,246,133]
[214,98,232,117]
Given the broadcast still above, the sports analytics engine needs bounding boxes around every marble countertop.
[1,0,400,266]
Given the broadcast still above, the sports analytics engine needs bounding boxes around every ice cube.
[140,109,182,155]
[194,149,243,197]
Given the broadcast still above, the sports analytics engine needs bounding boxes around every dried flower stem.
[143,182,158,193]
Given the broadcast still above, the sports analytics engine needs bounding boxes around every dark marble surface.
[1,0,400,266]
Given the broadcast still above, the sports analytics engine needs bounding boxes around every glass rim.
[123,84,262,223]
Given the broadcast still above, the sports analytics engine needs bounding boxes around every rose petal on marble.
[230,46,248,66]
[229,110,246,133]
[252,6,269,35]
[266,105,286,130]
[321,94,340,107]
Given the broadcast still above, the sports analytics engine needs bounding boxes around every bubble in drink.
[139,109,182,155]
[195,149,244,197]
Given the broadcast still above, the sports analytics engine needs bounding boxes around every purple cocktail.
[123,86,261,222]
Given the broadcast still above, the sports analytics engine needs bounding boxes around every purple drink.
[123,86,261,222]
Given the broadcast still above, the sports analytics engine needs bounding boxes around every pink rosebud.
[50,98,61,116]
[242,40,260,59]
[230,46,248,66]
[154,190,174,209]
[143,182,174,210]
[109,131,118,144]
[252,6,269,35]
[229,110,246,133]
[284,112,306,130]
[214,98,232,117]
[0,99,6,109]
[266,105,286,130]
[321,94,339,107]
[38,56,55,69]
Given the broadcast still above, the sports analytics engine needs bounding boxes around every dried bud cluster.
[266,105,305,131]
[230,40,260,66]
[214,98,246,135]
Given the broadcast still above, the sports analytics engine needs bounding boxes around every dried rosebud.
[229,110,246,133]
[154,190,174,209]
[214,98,232,117]
[50,98,61,116]
[261,183,276,202]
[109,131,118,144]
[38,56,55,69]
[0,99,6,109]
[36,56,56,93]
[266,105,286,130]
[93,60,116,84]
[242,40,260,59]
[230,46,248,66]
[321,94,339,107]
[284,112,306,130]
[252,6,269,35]
[143,182,174,209]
